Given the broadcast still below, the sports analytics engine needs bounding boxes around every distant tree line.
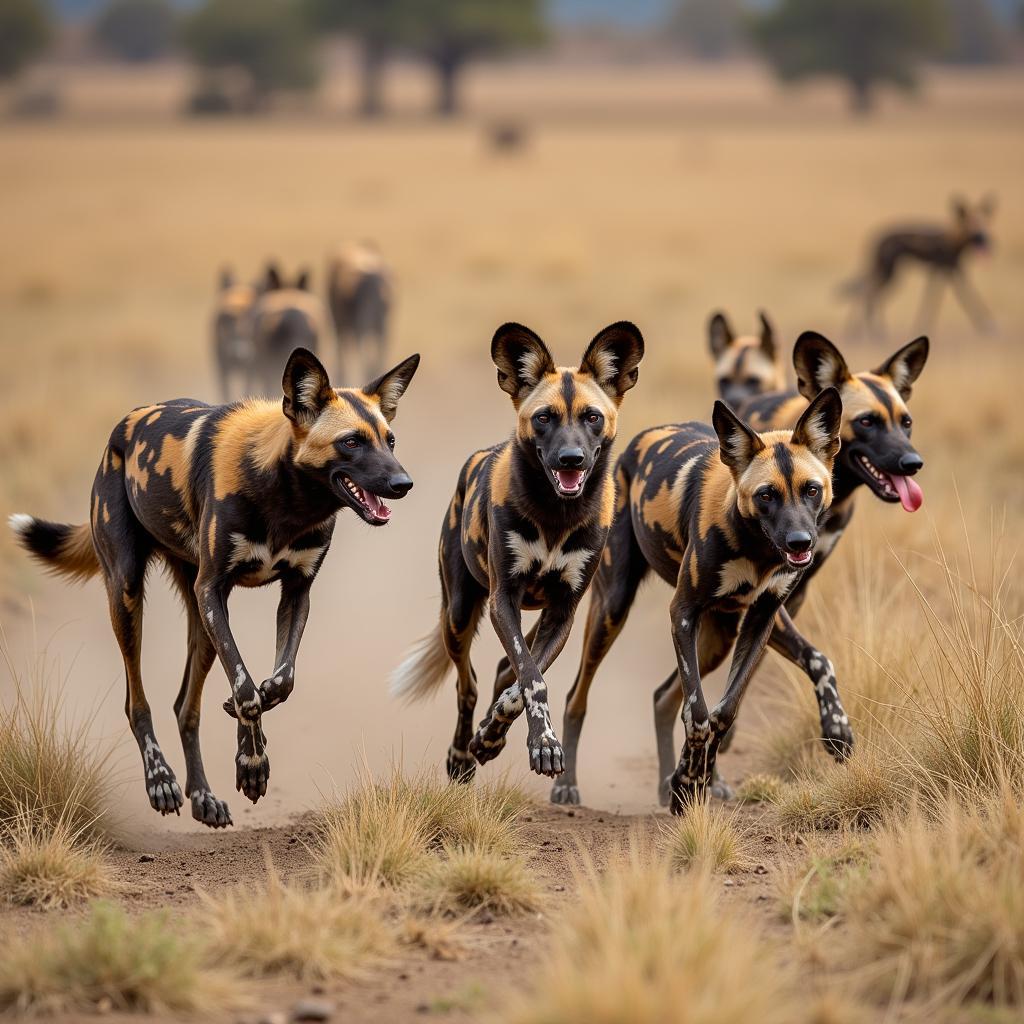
[1,0,1020,117]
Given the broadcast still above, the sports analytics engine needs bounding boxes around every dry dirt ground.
[0,63,1022,1023]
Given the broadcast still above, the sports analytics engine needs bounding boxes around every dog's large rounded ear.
[282,348,332,425]
[363,353,421,423]
[792,386,843,466]
[873,336,929,401]
[793,331,851,401]
[713,400,764,475]
[491,323,556,404]
[264,262,283,291]
[708,312,734,359]
[758,310,776,360]
[580,321,645,400]
[295,267,312,291]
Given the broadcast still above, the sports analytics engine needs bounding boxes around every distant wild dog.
[212,267,259,401]
[708,310,784,409]
[11,348,419,828]
[327,242,392,381]
[551,389,845,811]
[842,195,995,335]
[392,322,644,780]
[250,265,326,396]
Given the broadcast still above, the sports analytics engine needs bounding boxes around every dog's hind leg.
[166,558,232,828]
[91,460,183,817]
[767,608,852,761]
[550,512,648,805]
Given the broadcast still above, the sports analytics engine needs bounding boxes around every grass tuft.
[501,837,799,1024]
[662,799,749,874]
[0,901,238,1016]
[199,860,393,982]
[416,845,539,917]
[0,810,112,908]
[736,772,784,805]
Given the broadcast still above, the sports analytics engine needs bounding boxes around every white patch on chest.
[228,532,323,582]
[715,558,757,598]
[505,531,593,592]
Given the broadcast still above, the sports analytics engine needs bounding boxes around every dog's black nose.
[557,448,586,469]
[785,531,813,553]
[388,473,413,496]
[898,453,923,475]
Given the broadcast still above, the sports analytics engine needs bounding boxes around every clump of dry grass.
[0,810,112,908]
[312,766,529,889]
[199,860,394,982]
[773,833,871,924]
[662,799,749,874]
[0,901,239,1016]
[840,793,1024,1009]
[399,913,464,961]
[736,772,784,805]
[0,636,113,840]
[501,837,801,1024]
[416,845,540,917]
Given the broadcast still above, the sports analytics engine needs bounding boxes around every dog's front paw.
[668,769,706,816]
[529,734,564,778]
[468,729,506,766]
[446,746,476,783]
[235,723,269,803]
[821,712,854,762]
[259,666,295,712]
[190,788,233,828]
[550,781,579,805]
[142,742,183,816]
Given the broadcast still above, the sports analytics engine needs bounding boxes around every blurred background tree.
[750,0,949,113]
[939,0,1007,64]
[0,0,52,82]
[666,0,745,60]
[93,0,178,63]
[404,0,547,116]
[183,0,320,112]
[305,0,417,118]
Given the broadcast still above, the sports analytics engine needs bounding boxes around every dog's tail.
[9,515,100,582]
[390,620,451,702]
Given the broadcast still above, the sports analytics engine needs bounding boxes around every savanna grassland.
[0,62,1023,1023]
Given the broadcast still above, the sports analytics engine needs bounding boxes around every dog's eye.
[901,415,912,430]
[585,411,603,426]
[806,484,820,499]
[758,489,774,504]
[387,433,396,449]
[535,413,550,425]
[857,415,877,429]
[343,437,360,450]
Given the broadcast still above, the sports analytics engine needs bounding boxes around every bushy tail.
[390,621,452,702]
[8,515,99,583]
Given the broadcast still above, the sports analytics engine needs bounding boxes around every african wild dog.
[841,195,996,335]
[212,267,259,401]
[327,243,392,382]
[550,388,845,812]
[391,322,644,779]
[708,309,783,409]
[10,347,419,828]
[601,330,927,804]
[250,265,325,397]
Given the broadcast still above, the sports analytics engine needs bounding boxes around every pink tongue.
[888,474,923,512]
[556,470,584,491]
[364,491,392,521]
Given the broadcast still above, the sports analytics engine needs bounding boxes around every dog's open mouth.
[552,469,586,496]
[785,549,813,568]
[856,454,923,512]
[335,473,392,524]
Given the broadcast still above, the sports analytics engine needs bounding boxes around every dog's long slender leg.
[915,271,944,333]
[767,607,852,761]
[195,572,268,804]
[950,269,994,333]
[470,594,567,777]
[490,620,540,703]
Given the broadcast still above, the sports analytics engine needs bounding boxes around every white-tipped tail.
[390,622,452,702]
[8,513,33,537]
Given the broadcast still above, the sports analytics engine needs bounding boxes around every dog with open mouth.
[549,387,844,811]
[10,345,418,828]
[391,321,644,782]
[548,387,843,811]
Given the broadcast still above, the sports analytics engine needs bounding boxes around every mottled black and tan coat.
[392,322,644,780]
[11,347,419,828]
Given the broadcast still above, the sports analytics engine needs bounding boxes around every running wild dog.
[551,388,844,812]
[392,322,645,780]
[708,309,784,410]
[327,242,392,381]
[10,347,419,828]
[841,195,996,335]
